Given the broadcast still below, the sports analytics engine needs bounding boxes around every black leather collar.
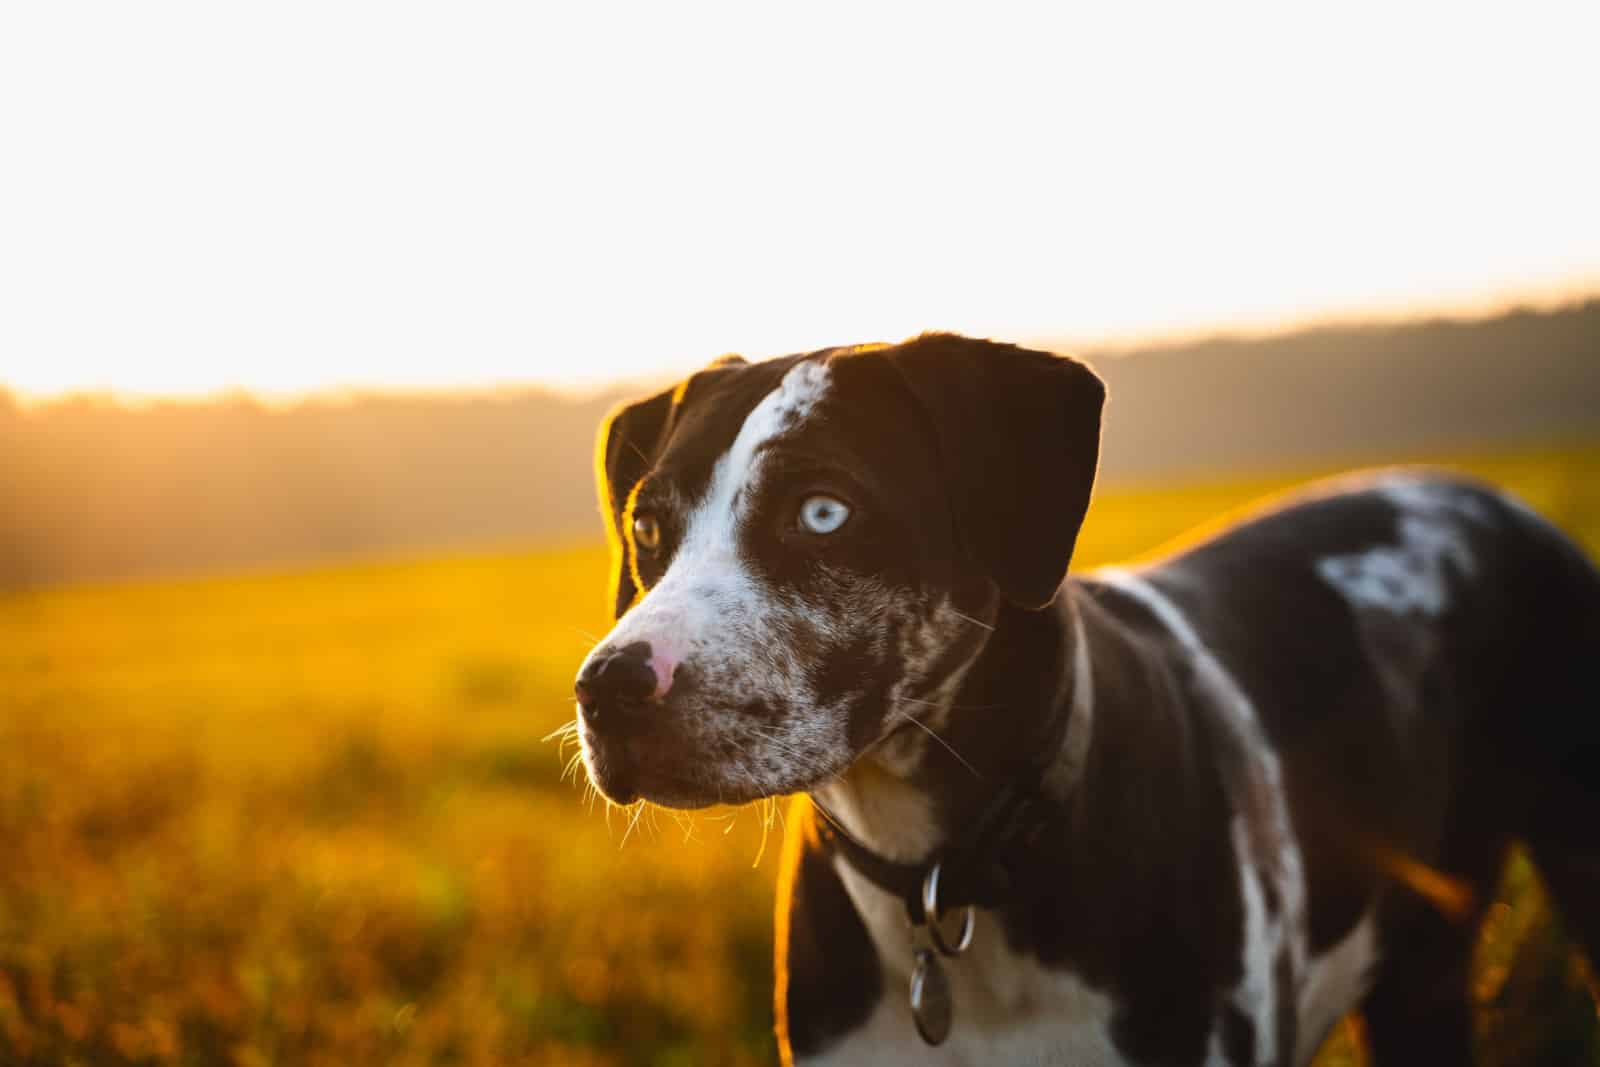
[810,771,1058,928]
[814,608,1085,928]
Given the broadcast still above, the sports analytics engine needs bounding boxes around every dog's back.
[1094,471,1600,1063]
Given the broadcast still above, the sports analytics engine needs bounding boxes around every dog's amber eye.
[632,513,662,552]
[798,495,851,535]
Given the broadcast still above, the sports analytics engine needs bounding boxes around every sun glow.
[2,2,1597,400]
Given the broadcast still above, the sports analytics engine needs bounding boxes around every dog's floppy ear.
[875,333,1105,610]
[595,386,675,618]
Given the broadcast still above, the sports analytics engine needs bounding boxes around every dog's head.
[573,334,1104,807]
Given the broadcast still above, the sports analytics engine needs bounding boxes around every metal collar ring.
[920,861,976,957]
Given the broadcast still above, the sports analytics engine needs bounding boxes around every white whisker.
[619,800,648,848]
[542,717,581,744]
[892,707,983,780]
[896,695,1005,712]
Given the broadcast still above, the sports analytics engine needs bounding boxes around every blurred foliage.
[2,446,1599,1065]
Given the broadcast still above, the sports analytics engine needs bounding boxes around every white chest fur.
[806,869,1123,1067]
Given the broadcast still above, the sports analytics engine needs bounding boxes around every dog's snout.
[575,641,660,715]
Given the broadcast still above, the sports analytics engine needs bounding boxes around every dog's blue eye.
[798,495,850,535]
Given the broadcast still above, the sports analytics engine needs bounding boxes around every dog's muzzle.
[574,639,705,806]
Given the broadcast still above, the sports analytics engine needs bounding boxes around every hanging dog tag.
[909,947,953,1046]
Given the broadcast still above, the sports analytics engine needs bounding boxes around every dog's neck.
[810,583,1095,864]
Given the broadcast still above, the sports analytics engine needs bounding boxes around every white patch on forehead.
[580,357,846,803]
[1095,568,1308,1067]
[695,356,831,531]
[636,356,832,605]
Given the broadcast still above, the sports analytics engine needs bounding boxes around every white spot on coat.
[1295,913,1380,1066]
[1315,476,1484,619]
[1313,476,1488,734]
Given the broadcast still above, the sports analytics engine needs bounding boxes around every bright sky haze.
[2,2,1597,398]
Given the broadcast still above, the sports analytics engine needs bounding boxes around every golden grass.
[3,445,1599,1066]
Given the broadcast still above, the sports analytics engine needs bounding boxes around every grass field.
[3,446,1599,1066]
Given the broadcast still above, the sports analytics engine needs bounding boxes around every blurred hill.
[1085,300,1600,482]
[3,300,1598,588]
[0,389,623,588]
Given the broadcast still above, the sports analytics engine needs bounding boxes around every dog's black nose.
[575,641,657,716]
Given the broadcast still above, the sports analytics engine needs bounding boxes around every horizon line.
[6,281,1597,412]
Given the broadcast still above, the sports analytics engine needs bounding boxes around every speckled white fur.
[581,358,850,800]
[805,592,1115,1066]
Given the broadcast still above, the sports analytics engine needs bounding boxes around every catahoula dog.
[572,334,1600,1065]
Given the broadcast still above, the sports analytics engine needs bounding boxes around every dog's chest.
[813,885,1124,1067]
[808,574,1350,1065]
[824,833,1373,1067]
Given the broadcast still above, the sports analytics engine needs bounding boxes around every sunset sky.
[2,3,1597,399]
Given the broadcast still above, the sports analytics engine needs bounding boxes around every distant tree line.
[3,301,1597,588]
[0,388,621,588]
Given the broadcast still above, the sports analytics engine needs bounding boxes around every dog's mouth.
[583,755,712,809]
[577,699,847,811]
[578,712,746,810]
